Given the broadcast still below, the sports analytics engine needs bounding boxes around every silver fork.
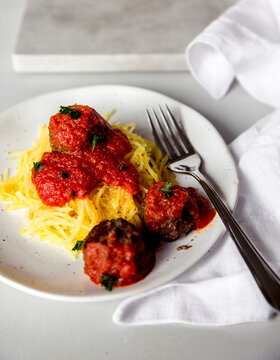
[146,104,280,311]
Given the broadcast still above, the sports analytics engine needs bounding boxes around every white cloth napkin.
[113,109,280,326]
[113,0,280,326]
[186,0,280,107]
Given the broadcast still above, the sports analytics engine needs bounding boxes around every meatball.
[49,104,109,153]
[82,219,155,289]
[141,182,215,242]
[33,103,141,208]
[140,198,195,242]
[157,208,194,242]
[31,151,94,207]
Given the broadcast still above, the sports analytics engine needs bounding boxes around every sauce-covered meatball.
[32,105,140,207]
[49,104,131,155]
[31,151,94,207]
[82,219,155,290]
[142,182,216,242]
[49,105,107,153]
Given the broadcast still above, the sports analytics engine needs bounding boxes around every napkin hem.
[186,38,235,100]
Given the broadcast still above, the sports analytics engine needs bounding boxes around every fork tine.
[146,109,167,156]
[150,109,178,159]
[165,104,195,155]
[158,105,186,155]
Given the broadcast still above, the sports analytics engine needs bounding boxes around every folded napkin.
[113,108,280,326]
[186,0,280,107]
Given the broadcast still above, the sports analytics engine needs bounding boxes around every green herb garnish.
[71,190,75,197]
[119,161,127,171]
[100,273,117,291]
[91,135,102,152]
[159,181,174,198]
[33,161,43,178]
[72,240,84,251]
[59,106,81,119]
[61,172,69,179]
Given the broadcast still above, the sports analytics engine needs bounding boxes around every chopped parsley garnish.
[61,172,69,179]
[59,106,81,119]
[119,161,127,171]
[100,273,117,291]
[159,181,174,198]
[33,161,43,178]
[72,240,84,251]
[71,190,75,197]
[91,134,102,152]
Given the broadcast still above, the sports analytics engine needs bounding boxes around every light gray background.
[1,1,280,360]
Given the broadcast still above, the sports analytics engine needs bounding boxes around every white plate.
[0,85,238,302]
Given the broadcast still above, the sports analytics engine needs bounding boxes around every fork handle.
[188,171,280,311]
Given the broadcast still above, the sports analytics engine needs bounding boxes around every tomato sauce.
[187,187,216,230]
[144,182,216,232]
[82,219,155,288]
[32,105,140,207]
[49,104,110,153]
[84,240,151,287]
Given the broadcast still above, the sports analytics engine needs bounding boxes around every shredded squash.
[0,115,175,258]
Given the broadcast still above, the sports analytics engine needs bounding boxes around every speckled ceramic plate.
[0,85,238,301]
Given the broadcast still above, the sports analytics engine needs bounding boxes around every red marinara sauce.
[82,219,155,288]
[32,105,140,207]
[83,235,151,287]
[31,152,93,207]
[144,182,216,233]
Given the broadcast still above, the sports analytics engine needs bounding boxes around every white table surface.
[1,1,280,360]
